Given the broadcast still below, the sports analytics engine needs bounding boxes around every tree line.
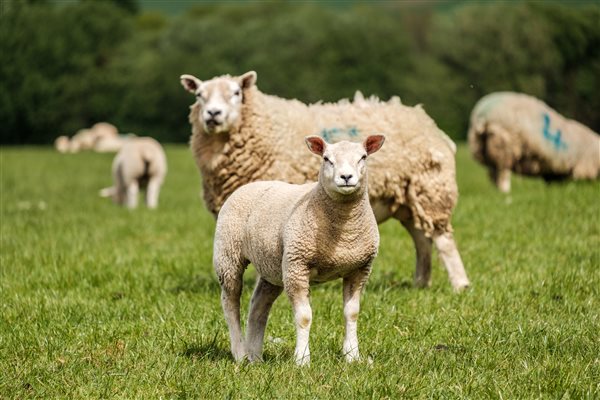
[1,0,598,144]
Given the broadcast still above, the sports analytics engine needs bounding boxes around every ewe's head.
[180,71,257,135]
[305,135,385,200]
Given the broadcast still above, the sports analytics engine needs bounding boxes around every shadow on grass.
[182,338,232,362]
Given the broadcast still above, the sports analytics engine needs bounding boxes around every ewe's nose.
[340,174,353,184]
[207,109,221,117]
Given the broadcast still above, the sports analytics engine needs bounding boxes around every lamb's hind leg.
[245,278,283,362]
[145,176,162,209]
[400,219,433,288]
[433,231,470,291]
[214,256,247,362]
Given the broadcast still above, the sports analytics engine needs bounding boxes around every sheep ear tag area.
[364,135,385,155]
[305,136,326,156]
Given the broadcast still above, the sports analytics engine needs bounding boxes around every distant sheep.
[59,122,123,153]
[214,135,384,365]
[468,92,600,192]
[181,71,470,291]
[99,137,167,209]
[54,136,70,153]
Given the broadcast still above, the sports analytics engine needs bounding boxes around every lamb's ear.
[364,135,385,155]
[180,74,201,94]
[239,71,257,89]
[305,136,326,156]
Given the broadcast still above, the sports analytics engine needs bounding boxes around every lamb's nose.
[207,109,221,117]
[340,174,353,183]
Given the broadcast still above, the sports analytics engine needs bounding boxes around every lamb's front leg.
[284,267,312,366]
[342,266,371,362]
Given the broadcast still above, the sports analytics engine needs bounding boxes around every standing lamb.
[99,137,167,209]
[214,135,384,365]
[181,71,470,291]
[468,92,600,193]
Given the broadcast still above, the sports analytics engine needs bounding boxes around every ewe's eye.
[361,154,367,161]
[323,156,333,165]
[233,89,241,96]
[195,92,204,99]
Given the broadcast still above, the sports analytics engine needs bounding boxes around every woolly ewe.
[181,71,470,291]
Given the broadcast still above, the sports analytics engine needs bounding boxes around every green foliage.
[1,1,599,143]
[1,145,599,397]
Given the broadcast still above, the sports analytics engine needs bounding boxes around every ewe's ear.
[239,71,257,89]
[305,136,326,156]
[364,135,385,155]
[180,74,202,94]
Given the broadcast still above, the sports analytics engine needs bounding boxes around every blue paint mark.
[319,127,359,142]
[542,113,567,151]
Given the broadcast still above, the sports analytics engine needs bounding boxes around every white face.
[194,78,243,134]
[321,141,368,196]
[181,71,256,135]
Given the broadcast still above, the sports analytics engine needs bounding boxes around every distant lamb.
[468,92,600,192]
[181,71,470,291]
[99,137,167,209]
[214,135,384,365]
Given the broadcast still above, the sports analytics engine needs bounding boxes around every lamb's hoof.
[452,281,471,293]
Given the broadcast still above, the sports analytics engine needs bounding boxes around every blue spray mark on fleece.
[319,127,359,142]
[542,113,567,151]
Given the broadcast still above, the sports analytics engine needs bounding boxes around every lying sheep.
[468,92,600,192]
[54,135,70,153]
[99,137,167,209]
[214,135,384,365]
[68,122,121,153]
[181,71,470,291]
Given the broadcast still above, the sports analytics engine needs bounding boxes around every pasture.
[1,145,598,398]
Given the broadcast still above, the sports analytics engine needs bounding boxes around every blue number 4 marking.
[542,113,567,151]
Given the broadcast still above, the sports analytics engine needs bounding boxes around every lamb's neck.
[314,184,371,222]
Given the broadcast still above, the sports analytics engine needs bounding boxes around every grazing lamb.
[181,71,470,291]
[468,92,600,192]
[214,135,384,365]
[99,137,167,209]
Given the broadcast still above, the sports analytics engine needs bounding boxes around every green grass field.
[1,145,599,398]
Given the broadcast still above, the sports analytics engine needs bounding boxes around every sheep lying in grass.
[63,122,124,153]
[181,71,470,291]
[214,135,384,365]
[468,92,600,192]
[54,135,70,153]
[99,137,167,209]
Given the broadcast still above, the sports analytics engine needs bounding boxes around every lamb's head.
[180,71,257,135]
[305,135,385,200]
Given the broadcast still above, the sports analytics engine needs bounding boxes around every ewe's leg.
[246,278,283,362]
[145,177,162,209]
[433,232,470,291]
[284,269,312,366]
[215,259,246,362]
[400,220,433,288]
[342,266,371,362]
[126,181,139,209]
[496,169,511,193]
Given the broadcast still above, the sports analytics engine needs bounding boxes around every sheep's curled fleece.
[468,92,600,181]
[189,82,458,237]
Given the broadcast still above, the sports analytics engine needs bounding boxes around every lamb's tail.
[99,186,116,198]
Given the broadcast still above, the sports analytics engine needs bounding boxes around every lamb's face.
[181,71,257,135]
[305,135,385,198]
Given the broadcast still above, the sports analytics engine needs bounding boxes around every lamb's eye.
[234,89,241,96]
[323,156,333,165]
[196,92,204,99]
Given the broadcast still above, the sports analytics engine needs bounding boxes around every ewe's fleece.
[468,92,599,191]
[183,71,470,290]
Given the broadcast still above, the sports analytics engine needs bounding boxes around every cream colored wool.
[99,137,167,209]
[54,135,70,153]
[468,92,600,192]
[214,136,383,365]
[182,71,470,291]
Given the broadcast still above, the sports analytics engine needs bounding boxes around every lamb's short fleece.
[213,135,384,365]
